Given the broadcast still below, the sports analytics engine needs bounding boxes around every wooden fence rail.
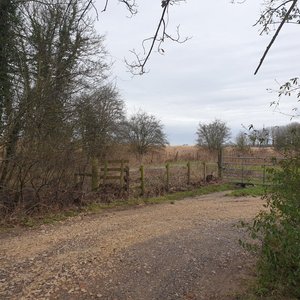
[75,159,129,191]
[75,160,219,196]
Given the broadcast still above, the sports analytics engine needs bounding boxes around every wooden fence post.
[74,173,79,186]
[187,161,191,185]
[120,160,124,188]
[125,166,130,193]
[140,165,145,196]
[217,148,223,179]
[203,162,207,182]
[241,158,244,184]
[103,160,108,185]
[91,158,99,191]
[166,163,170,191]
[262,164,266,185]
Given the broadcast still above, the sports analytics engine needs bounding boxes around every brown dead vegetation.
[0,145,281,224]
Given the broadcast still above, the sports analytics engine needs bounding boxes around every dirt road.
[0,192,263,300]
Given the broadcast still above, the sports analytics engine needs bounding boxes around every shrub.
[246,155,300,297]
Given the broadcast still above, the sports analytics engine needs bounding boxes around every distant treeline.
[235,122,300,150]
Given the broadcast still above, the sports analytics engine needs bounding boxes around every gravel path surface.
[0,192,263,300]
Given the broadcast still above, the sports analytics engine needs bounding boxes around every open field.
[107,145,282,166]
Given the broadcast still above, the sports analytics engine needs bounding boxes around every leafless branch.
[119,0,137,15]
[254,0,298,75]
[78,0,93,22]
[102,0,109,12]
[125,0,189,75]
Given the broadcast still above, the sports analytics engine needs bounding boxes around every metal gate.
[222,156,279,185]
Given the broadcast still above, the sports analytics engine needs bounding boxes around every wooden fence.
[75,160,219,196]
[75,159,129,191]
[139,161,222,196]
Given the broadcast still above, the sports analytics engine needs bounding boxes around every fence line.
[75,160,219,197]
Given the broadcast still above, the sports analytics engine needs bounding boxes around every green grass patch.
[226,185,267,197]
[83,183,233,212]
[145,183,233,204]
[19,209,80,228]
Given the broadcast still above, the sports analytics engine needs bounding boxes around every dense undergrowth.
[0,183,232,230]
[242,155,300,299]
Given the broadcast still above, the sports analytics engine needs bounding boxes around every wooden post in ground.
[140,165,145,196]
[120,160,124,188]
[166,163,170,191]
[74,173,79,186]
[203,162,207,182]
[103,160,108,185]
[187,161,191,185]
[262,164,266,185]
[217,148,223,179]
[91,158,99,191]
[241,158,244,184]
[125,166,130,193]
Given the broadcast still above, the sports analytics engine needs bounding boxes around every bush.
[246,155,300,297]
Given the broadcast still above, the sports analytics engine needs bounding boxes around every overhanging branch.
[255,0,298,75]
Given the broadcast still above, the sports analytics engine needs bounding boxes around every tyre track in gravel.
[0,192,263,299]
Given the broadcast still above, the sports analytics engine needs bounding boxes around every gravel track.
[0,192,263,299]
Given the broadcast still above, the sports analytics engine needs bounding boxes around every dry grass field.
[107,145,282,167]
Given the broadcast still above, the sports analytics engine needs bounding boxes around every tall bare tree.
[75,85,125,160]
[120,111,168,162]
[235,131,250,151]
[196,119,231,151]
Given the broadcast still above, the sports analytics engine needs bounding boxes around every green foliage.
[20,210,80,228]
[246,155,300,298]
[228,185,265,197]
[148,183,232,202]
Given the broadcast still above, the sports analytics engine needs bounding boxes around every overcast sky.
[94,1,300,145]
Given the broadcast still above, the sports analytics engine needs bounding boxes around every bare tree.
[244,126,271,147]
[235,131,250,151]
[75,85,125,160]
[120,111,169,162]
[196,119,231,151]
